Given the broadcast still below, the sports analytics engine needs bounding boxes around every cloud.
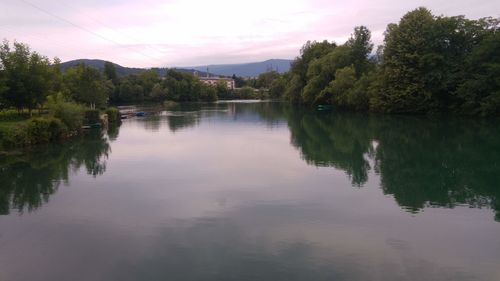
[1,0,499,67]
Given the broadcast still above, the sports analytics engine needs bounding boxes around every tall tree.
[63,64,111,109]
[346,26,374,76]
[103,61,118,85]
[0,41,53,115]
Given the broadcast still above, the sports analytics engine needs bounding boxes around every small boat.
[120,114,128,120]
[135,112,146,117]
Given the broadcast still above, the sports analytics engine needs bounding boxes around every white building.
[199,77,235,90]
[195,69,235,90]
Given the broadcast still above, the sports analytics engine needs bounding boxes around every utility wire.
[18,0,160,64]
[56,1,172,58]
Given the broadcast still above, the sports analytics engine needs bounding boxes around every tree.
[376,7,438,113]
[200,83,217,101]
[302,45,353,104]
[269,75,287,99]
[103,61,119,85]
[215,80,231,100]
[346,26,374,76]
[151,83,167,102]
[320,66,357,106]
[0,41,54,115]
[373,8,500,114]
[284,40,337,103]
[456,31,500,115]
[256,71,281,89]
[232,74,245,88]
[63,64,110,109]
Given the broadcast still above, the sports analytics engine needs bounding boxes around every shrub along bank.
[0,105,121,150]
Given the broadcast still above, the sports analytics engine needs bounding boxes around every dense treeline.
[273,8,500,116]
[0,41,122,149]
[0,40,116,113]
[0,42,248,115]
[105,62,263,104]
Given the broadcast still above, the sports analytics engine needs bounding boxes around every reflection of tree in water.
[107,124,121,141]
[0,130,110,215]
[374,117,500,221]
[287,109,375,186]
[280,107,500,221]
[166,114,200,132]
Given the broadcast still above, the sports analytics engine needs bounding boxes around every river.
[0,101,499,281]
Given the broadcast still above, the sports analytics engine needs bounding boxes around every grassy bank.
[0,107,121,152]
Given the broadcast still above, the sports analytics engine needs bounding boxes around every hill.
[59,59,209,77]
[59,59,146,76]
[186,59,292,77]
[59,58,293,77]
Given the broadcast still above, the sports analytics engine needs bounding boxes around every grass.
[0,110,31,132]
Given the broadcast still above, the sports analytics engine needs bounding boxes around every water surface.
[1,102,499,281]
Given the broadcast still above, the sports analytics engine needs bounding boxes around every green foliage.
[63,63,111,109]
[302,45,353,104]
[0,41,55,114]
[375,8,500,114]
[456,31,500,116]
[150,83,167,102]
[103,61,119,85]
[320,66,357,106]
[0,117,67,149]
[346,26,374,76]
[269,75,287,99]
[231,74,246,88]
[277,8,500,115]
[84,109,100,125]
[26,117,65,143]
[161,70,219,102]
[46,93,84,131]
[200,83,218,102]
[256,71,281,89]
[105,107,120,124]
[215,80,232,100]
[235,87,257,99]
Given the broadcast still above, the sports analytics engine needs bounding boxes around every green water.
[1,102,499,281]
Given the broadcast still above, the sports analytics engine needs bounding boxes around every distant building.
[199,77,235,90]
[195,68,235,90]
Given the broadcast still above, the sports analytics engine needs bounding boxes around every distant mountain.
[59,59,209,77]
[59,59,147,76]
[60,58,293,78]
[186,59,293,77]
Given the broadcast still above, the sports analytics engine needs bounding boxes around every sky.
[1,0,499,68]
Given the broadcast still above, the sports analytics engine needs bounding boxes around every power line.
[18,0,160,63]
[0,25,145,67]
[56,1,172,58]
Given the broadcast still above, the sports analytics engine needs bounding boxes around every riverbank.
[0,107,120,152]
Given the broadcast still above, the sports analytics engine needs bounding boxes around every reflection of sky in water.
[0,103,499,281]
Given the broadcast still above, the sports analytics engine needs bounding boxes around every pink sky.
[1,0,499,67]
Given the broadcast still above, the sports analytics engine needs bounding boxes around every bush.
[0,117,67,149]
[84,109,100,125]
[0,126,27,148]
[25,117,67,144]
[46,93,85,132]
[236,87,258,99]
[105,107,120,124]
[51,102,84,131]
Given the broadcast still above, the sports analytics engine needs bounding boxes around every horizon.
[1,0,499,68]
[61,58,293,69]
